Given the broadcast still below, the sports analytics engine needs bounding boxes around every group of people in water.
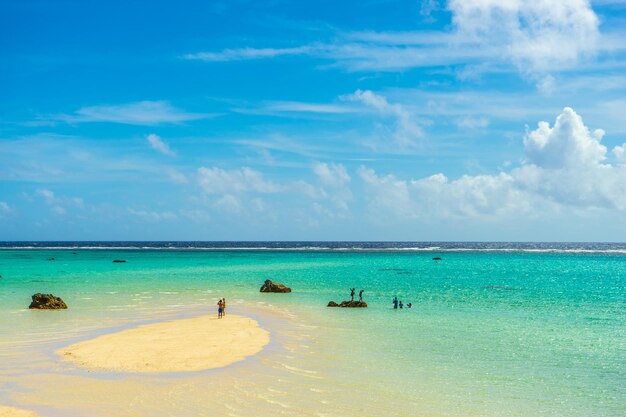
[347,289,412,309]
[218,289,411,316]
[392,296,412,309]
[217,298,226,318]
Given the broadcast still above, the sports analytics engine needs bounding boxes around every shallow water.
[0,248,624,416]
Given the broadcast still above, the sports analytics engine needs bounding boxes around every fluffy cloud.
[359,107,626,220]
[197,167,280,195]
[614,143,626,164]
[448,0,600,74]
[345,89,423,148]
[523,107,606,168]
[313,162,350,188]
[147,134,176,157]
[358,167,416,218]
[313,162,352,211]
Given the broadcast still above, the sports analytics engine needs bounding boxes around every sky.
[1,0,626,241]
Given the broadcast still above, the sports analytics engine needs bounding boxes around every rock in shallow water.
[259,279,291,293]
[29,293,68,309]
[327,300,367,308]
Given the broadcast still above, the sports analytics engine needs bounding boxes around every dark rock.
[432,257,442,261]
[112,259,126,263]
[47,258,55,261]
[327,300,367,308]
[260,279,291,293]
[29,293,68,309]
[339,300,367,308]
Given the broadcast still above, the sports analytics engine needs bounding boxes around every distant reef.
[29,293,68,309]
[260,280,291,293]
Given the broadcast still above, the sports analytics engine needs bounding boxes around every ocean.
[0,242,624,417]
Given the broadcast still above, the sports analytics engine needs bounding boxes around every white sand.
[0,406,40,417]
[57,314,269,373]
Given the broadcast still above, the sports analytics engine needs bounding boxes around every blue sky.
[1,0,626,241]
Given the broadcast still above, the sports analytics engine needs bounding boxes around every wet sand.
[57,314,269,373]
[0,405,40,417]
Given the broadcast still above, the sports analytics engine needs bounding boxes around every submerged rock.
[29,293,68,309]
[260,279,291,293]
[112,259,126,263]
[327,300,367,308]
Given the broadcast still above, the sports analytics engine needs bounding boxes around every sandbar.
[57,314,269,373]
[0,405,40,417]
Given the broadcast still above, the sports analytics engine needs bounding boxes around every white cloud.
[61,101,210,125]
[313,162,351,188]
[183,1,605,84]
[197,167,280,195]
[359,107,626,220]
[294,180,328,199]
[262,101,356,114]
[358,166,416,218]
[312,162,352,211]
[183,46,315,61]
[613,143,626,164]
[52,206,66,215]
[345,89,423,148]
[448,0,600,74]
[146,134,176,157]
[523,107,606,168]
[213,194,242,212]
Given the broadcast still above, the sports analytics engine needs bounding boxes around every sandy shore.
[57,314,269,373]
[0,406,40,417]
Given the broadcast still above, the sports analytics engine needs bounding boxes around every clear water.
[0,244,624,417]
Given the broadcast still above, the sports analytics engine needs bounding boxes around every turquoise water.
[0,249,624,416]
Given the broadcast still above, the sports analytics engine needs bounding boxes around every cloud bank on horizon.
[1,0,625,241]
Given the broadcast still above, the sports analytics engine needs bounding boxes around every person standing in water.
[217,299,223,319]
[222,298,226,316]
[350,288,355,301]
[399,301,404,309]
[393,296,398,309]
[359,289,364,302]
